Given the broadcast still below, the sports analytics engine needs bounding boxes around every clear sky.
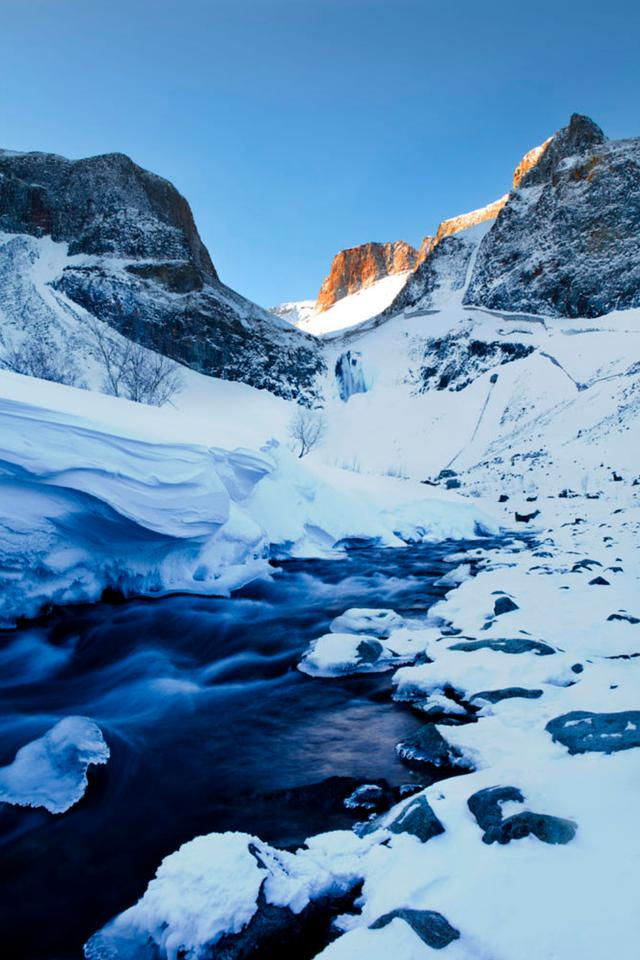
[1,0,639,306]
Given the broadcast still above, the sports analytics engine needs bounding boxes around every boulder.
[546,711,640,754]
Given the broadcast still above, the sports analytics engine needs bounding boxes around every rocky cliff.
[465,114,640,317]
[0,149,324,399]
[315,240,418,312]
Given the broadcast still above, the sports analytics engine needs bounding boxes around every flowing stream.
[0,539,496,960]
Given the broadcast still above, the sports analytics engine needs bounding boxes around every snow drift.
[0,716,109,814]
[0,372,496,625]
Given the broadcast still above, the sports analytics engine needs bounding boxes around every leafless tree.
[85,316,184,406]
[288,406,327,458]
[0,333,83,387]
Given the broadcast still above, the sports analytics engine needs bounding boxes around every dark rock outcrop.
[470,687,544,704]
[492,596,520,617]
[413,330,534,393]
[467,785,577,846]
[0,148,324,400]
[450,637,554,656]
[370,908,460,949]
[359,794,444,844]
[465,114,640,318]
[546,710,640,754]
[384,233,478,317]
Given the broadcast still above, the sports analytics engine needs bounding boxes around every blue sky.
[1,0,639,305]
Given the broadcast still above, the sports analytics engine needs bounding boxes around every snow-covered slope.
[316,213,640,496]
[269,299,316,328]
[278,272,412,337]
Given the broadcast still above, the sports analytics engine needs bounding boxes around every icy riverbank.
[0,372,497,625]
[85,489,640,960]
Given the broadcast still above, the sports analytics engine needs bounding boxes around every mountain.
[270,241,418,337]
[465,114,640,317]
[310,116,640,490]
[281,133,554,339]
[315,240,418,312]
[327,114,640,334]
[0,149,324,400]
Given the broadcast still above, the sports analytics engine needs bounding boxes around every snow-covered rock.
[0,716,109,814]
[85,829,380,960]
[298,632,403,678]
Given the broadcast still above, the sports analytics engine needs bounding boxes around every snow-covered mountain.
[315,240,418,311]
[274,133,552,339]
[271,241,418,337]
[277,273,413,337]
[466,114,640,316]
[0,149,324,401]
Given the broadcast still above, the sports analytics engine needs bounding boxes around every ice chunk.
[0,716,109,814]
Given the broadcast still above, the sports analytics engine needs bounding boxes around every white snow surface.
[85,829,381,960]
[0,371,496,625]
[0,716,109,813]
[274,272,411,337]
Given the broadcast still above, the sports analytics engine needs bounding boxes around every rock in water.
[396,724,473,775]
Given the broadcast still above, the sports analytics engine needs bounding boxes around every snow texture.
[0,372,495,625]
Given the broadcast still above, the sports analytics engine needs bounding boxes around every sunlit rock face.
[410,136,552,271]
[0,149,325,400]
[465,114,640,318]
[431,195,509,248]
[316,240,418,311]
[511,136,553,188]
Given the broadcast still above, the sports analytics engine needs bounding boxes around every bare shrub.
[288,406,327,458]
[85,317,183,406]
[0,333,83,387]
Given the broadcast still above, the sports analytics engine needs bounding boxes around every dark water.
[0,540,491,960]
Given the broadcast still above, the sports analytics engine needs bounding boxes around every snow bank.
[298,632,402,678]
[85,829,380,960]
[0,385,272,625]
[0,373,497,624]
[0,716,109,813]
